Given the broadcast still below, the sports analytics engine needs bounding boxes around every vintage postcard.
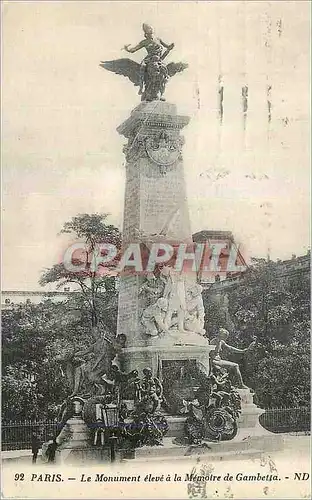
[2,1,310,499]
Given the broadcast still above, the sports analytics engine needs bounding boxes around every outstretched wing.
[100,58,141,86]
[166,61,188,78]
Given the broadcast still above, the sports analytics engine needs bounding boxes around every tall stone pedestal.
[117,101,212,377]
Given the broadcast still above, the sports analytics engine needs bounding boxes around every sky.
[2,1,310,291]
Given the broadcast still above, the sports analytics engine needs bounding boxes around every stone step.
[133,430,284,460]
[128,446,265,463]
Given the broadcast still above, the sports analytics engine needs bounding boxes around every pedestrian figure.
[46,437,58,463]
[31,431,40,464]
[93,419,106,446]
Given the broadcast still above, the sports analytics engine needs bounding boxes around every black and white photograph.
[1,1,310,498]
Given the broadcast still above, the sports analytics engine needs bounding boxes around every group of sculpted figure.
[140,267,205,338]
[57,330,128,399]
[58,327,165,403]
[56,326,255,445]
[57,260,254,401]
[58,324,254,410]
[56,325,254,450]
[91,367,167,448]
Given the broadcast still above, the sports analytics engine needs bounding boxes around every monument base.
[121,342,214,376]
[54,391,282,464]
[56,414,94,464]
[126,387,283,462]
[56,416,130,464]
[131,428,284,463]
[122,341,214,414]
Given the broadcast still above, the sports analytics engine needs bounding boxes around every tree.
[229,260,310,407]
[252,343,310,408]
[226,259,310,347]
[39,213,121,329]
[2,301,73,419]
[2,366,41,420]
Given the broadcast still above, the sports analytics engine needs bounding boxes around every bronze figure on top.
[100,23,188,102]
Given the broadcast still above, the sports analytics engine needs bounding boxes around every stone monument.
[101,24,213,410]
[49,24,283,463]
[99,24,283,456]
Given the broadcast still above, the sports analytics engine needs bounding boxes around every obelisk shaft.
[117,101,192,347]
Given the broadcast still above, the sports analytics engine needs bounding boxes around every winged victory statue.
[100,23,188,102]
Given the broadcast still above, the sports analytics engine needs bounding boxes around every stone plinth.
[56,416,127,464]
[117,101,208,379]
[121,341,214,376]
[58,416,90,449]
[57,415,92,464]
[237,388,264,429]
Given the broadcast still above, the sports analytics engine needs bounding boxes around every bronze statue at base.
[210,328,256,389]
[185,364,242,444]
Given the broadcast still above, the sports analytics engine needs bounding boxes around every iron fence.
[2,419,61,451]
[259,407,311,434]
[1,407,310,451]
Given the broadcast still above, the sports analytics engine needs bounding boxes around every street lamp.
[101,403,119,463]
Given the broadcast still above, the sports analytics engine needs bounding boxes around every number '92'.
[14,473,24,481]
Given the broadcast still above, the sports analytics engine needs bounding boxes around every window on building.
[64,287,70,292]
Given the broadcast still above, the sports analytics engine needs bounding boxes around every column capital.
[117,101,190,138]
